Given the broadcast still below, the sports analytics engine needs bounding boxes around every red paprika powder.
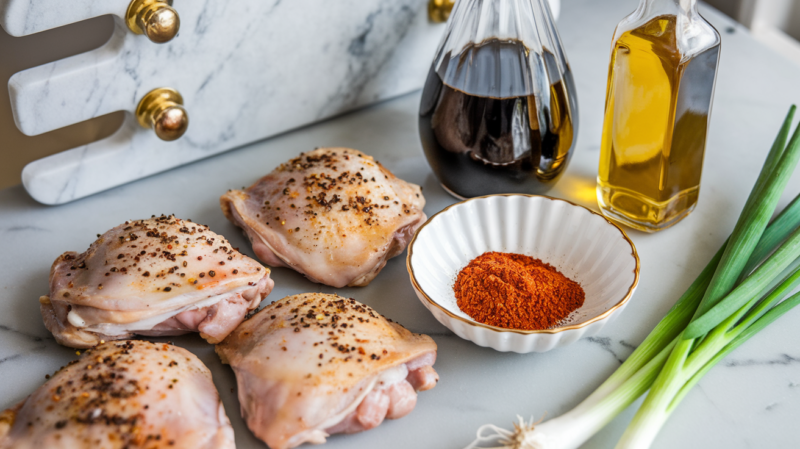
[454,251,585,330]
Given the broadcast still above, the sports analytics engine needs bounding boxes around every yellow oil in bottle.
[598,15,720,232]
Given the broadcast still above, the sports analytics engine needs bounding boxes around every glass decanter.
[419,0,578,199]
[597,0,721,232]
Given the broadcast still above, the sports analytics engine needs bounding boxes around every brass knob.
[428,0,455,23]
[136,88,189,141]
[126,0,180,43]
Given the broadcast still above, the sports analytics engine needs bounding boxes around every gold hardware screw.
[126,0,180,44]
[428,0,455,23]
[136,88,189,141]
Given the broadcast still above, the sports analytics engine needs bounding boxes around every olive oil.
[598,14,720,232]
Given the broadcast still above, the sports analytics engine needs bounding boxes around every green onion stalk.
[614,109,800,447]
[465,106,800,449]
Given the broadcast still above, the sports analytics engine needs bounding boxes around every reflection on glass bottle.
[598,0,721,232]
[419,0,578,199]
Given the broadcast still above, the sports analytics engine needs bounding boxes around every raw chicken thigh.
[220,148,426,287]
[0,340,235,449]
[216,293,439,449]
[41,214,274,348]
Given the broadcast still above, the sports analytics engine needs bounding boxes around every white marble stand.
[3,0,446,204]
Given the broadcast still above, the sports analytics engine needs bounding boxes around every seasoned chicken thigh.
[0,340,235,449]
[41,214,274,348]
[216,293,439,449]
[220,148,426,287]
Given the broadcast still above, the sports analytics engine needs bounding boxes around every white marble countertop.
[2,1,800,448]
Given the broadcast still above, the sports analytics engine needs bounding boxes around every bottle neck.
[638,0,698,16]
[628,0,718,59]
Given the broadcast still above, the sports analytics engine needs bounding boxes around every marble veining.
[1,225,50,233]
[583,336,638,364]
[0,325,46,343]
[723,354,800,367]
[318,3,418,118]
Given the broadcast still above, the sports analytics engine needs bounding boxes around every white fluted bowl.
[407,194,639,353]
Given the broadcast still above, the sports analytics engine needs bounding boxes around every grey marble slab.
[1,0,799,448]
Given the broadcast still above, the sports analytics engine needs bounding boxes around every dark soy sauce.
[419,39,578,198]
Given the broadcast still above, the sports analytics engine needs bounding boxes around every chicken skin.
[0,340,235,449]
[216,293,439,449]
[41,214,274,348]
[220,148,426,288]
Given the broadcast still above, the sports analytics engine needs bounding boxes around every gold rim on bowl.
[406,193,641,335]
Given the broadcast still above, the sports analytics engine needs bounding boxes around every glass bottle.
[597,0,721,232]
[419,0,578,199]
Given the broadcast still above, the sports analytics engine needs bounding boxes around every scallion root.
[466,416,543,449]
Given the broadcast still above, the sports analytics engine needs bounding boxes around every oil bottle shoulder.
[609,10,720,60]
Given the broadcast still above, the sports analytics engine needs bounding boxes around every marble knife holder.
[1,0,446,205]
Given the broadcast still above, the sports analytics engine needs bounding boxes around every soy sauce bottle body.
[419,0,578,198]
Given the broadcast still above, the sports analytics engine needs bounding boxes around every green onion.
[696,105,797,318]
[740,193,800,276]
[615,106,800,448]
[685,225,800,338]
[464,106,800,449]
[614,264,800,447]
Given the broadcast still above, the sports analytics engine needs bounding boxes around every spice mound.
[454,251,585,330]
